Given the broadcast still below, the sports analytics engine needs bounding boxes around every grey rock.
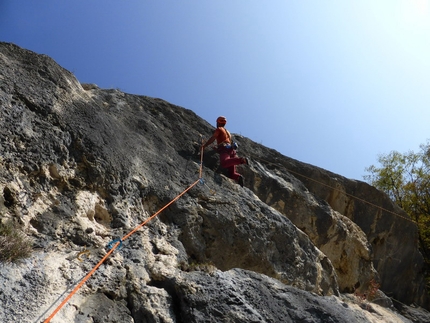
[0,42,429,323]
[269,159,428,307]
[175,268,408,323]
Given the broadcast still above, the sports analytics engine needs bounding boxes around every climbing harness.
[43,143,206,323]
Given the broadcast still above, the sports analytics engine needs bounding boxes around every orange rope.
[43,242,120,322]
[199,141,204,178]
[43,146,205,322]
[285,167,416,224]
[44,142,412,321]
[256,157,416,224]
[121,178,200,242]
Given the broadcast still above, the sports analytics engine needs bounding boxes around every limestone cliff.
[0,42,429,322]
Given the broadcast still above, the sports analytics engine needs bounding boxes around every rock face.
[0,42,429,322]
[239,149,428,306]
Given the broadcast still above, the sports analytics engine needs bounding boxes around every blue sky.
[1,1,429,180]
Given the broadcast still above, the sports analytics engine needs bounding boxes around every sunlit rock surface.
[0,42,429,322]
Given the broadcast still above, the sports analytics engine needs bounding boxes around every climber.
[202,116,249,187]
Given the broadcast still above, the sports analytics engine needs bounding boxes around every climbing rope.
[43,241,121,323]
[43,144,415,321]
[254,157,417,225]
[43,144,205,323]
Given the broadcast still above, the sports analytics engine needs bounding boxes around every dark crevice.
[3,186,15,207]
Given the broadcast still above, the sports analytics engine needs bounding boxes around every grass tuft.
[0,221,33,263]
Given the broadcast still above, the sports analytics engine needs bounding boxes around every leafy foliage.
[0,221,33,263]
[364,140,430,267]
[354,279,381,309]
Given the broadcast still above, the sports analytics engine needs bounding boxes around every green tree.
[364,141,430,265]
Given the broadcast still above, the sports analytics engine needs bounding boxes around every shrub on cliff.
[365,140,430,294]
[0,221,32,263]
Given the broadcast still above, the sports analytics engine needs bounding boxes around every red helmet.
[216,116,227,125]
